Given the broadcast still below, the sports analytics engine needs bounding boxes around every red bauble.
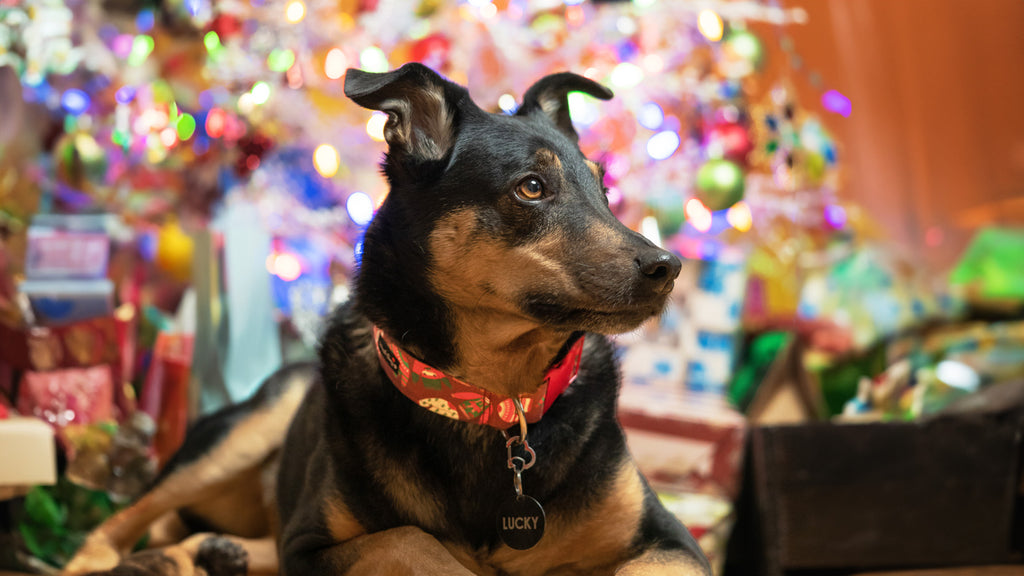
[410,34,451,69]
[209,14,242,40]
[706,122,753,164]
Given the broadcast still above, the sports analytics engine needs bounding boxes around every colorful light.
[250,81,271,105]
[313,144,340,178]
[360,46,389,73]
[637,102,664,130]
[726,200,752,232]
[135,9,155,32]
[498,93,517,114]
[567,92,599,126]
[480,2,498,18]
[267,252,302,282]
[610,63,644,89]
[61,89,90,116]
[366,112,387,141]
[176,113,196,140]
[685,198,713,233]
[267,49,295,72]
[160,127,178,148]
[324,48,347,79]
[347,192,375,226]
[822,89,852,117]
[824,204,847,229]
[115,86,136,104]
[112,34,134,58]
[646,130,680,160]
[128,35,154,67]
[697,10,724,42]
[640,216,663,248]
[205,108,226,138]
[285,0,306,23]
[204,31,221,53]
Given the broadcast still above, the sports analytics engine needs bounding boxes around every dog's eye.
[515,178,546,201]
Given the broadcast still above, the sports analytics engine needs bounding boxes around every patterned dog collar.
[373,326,584,429]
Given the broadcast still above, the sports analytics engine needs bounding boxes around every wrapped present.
[0,315,123,372]
[657,490,734,576]
[619,391,747,500]
[139,332,194,466]
[17,365,114,428]
[25,215,111,281]
[19,279,114,326]
[0,416,56,500]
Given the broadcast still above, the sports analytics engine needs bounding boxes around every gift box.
[24,214,111,280]
[0,416,56,500]
[17,365,114,428]
[619,391,747,500]
[19,279,114,326]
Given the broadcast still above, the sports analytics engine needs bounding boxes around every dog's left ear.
[345,63,462,161]
[516,72,613,141]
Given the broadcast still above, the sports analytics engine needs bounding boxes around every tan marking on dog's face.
[428,209,580,394]
[447,460,646,575]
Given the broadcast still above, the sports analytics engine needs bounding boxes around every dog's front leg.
[615,549,711,576]
[282,526,475,576]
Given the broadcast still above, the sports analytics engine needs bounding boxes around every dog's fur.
[62,63,710,576]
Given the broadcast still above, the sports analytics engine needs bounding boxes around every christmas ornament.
[695,159,745,211]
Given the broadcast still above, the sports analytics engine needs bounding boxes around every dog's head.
[346,63,680,350]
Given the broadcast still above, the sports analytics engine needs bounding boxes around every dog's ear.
[344,63,460,161]
[516,72,613,141]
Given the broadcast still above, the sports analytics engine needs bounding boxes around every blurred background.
[0,0,1022,575]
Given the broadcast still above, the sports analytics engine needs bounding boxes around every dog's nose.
[636,249,682,292]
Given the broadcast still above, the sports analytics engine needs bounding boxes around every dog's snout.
[636,249,682,292]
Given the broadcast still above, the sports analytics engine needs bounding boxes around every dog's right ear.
[344,63,459,161]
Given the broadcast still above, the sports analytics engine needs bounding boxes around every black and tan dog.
[63,63,710,576]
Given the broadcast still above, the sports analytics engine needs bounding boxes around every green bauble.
[721,29,765,78]
[695,159,745,211]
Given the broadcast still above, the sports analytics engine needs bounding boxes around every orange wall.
[751,0,1024,270]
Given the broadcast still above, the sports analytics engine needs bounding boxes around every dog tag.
[497,495,546,550]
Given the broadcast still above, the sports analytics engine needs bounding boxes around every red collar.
[373,326,584,429]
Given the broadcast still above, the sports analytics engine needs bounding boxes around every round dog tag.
[497,495,546,550]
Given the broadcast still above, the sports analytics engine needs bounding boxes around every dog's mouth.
[520,289,673,334]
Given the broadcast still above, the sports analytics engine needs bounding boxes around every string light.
[285,0,306,23]
[313,144,340,178]
[360,46,389,73]
[726,201,752,232]
[267,252,302,281]
[346,192,374,226]
[647,130,679,160]
[697,10,724,42]
[366,112,387,141]
[61,89,90,116]
[685,198,713,232]
[250,81,271,105]
[610,63,643,89]
[324,48,347,80]
[498,94,517,114]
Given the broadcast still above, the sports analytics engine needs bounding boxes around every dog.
[62,63,711,576]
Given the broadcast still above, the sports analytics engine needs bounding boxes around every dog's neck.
[447,309,573,398]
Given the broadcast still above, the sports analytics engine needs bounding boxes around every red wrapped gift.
[619,391,747,500]
[17,365,114,427]
[140,332,194,466]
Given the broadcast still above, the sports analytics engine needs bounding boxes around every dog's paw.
[62,536,122,575]
[79,550,179,576]
[194,536,248,576]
